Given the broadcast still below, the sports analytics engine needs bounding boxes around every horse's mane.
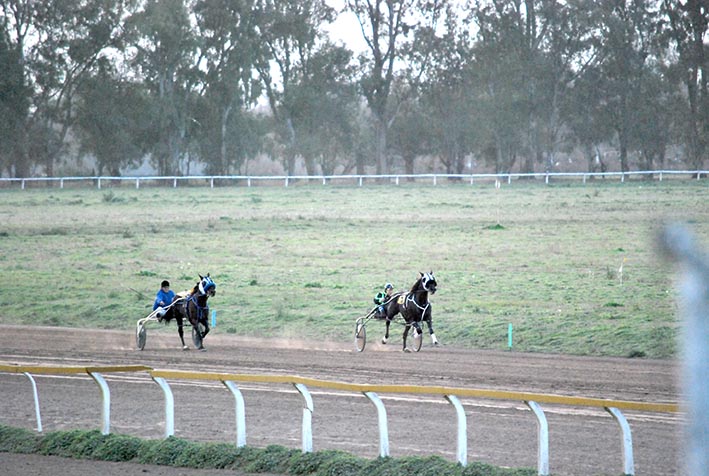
[176,283,199,299]
[409,277,423,294]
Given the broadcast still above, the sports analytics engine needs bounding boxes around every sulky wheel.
[136,324,147,351]
[411,327,423,352]
[354,318,366,352]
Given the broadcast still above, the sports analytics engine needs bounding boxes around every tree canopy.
[0,0,706,177]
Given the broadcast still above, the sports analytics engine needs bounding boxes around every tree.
[254,0,335,176]
[124,0,199,176]
[345,0,445,175]
[0,21,29,176]
[288,43,358,176]
[74,59,151,175]
[193,0,264,175]
[592,1,663,172]
[1,0,136,177]
[470,1,531,174]
[663,0,708,171]
[417,3,477,176]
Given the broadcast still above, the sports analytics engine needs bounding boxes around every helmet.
[384,283,393,291]
[161,280,170,288]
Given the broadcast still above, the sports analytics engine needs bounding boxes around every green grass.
[1,179,707,358]
[0,425,535,475]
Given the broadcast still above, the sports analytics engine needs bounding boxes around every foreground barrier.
[0,365,150,435]
[0,364,679,476]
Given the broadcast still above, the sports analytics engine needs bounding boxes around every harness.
[404,293,430,318]
[183,292,210,324]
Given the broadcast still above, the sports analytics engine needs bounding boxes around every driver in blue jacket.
[153,280,176,320]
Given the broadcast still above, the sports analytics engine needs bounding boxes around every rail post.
[152,376,175,438]
[223,381,246,447]
[22,372,42,433]
[525,401,549,476]
[445,395,467,466]
[606,407,634,475]
[294,383,314,453]
[364,392,389,457]
[87,372,111,435]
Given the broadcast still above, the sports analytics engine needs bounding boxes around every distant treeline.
[0,1,707,178]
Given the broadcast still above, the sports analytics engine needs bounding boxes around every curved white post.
[445,395,467,466]
[294,383,314,453]
[223,381,246,447]
[88,372,111,435]
[364,392,389,457]
[525,401,549,476]
[22,372,42,433]
[606,407,634,475]
[152,376,174,438]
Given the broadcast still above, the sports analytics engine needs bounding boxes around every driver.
[153,280,176,321]
[373,283,394,319]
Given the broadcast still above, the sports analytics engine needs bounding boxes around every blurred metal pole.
[660,225,709,476]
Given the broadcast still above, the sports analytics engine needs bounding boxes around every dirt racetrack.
[0,325,682,476]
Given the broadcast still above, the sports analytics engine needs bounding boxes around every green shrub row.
[0,425,535,476]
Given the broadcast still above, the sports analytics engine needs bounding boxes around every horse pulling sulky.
[355,272,439,352]
[136,274,216,351]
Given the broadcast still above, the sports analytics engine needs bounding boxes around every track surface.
[0,325,682,476]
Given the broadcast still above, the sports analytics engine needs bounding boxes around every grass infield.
[1,179,706,358]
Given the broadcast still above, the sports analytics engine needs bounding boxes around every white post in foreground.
[294,383,314,453]
[606,407,634,475]
[152,376,175,438]
[445,395,467,466]
[364,392,389,457]
[22,372,42,433]
[223,381,246,447]
[88,372,111,435]
[525,401,549,476]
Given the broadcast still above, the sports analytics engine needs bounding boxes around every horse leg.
[425,317,439,345]
[382,319,391,344]
[402,325,411,352]
[176,315,188,350]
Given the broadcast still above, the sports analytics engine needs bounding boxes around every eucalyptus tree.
[0,22,28,177]
[192,0,264,175]
[123,0,200,176]
[590,0,664,173]
[663,0,708,171]
[254,0,336,176]
[344,0,446,175]
[74,59,152,175]
[387,91,434,176]
[469,1,530,173]
[287,43,358,176]
[0,0,137,177]
[416,3,477,176]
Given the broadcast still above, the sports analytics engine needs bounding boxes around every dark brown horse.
[381,272,439,351]
[162,274,216,350]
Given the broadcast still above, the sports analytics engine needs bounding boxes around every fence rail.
[0,363,679,476]
[0,170,706,190]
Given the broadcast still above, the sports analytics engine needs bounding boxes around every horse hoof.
[381,338,387,345]
[403,348,411,353]
[182,345,189,351]
[199,347,206,352]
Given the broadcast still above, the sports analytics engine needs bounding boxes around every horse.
[161,274,216,350]
[381,271,439,351]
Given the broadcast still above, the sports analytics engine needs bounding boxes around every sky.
[322,1,368,53]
